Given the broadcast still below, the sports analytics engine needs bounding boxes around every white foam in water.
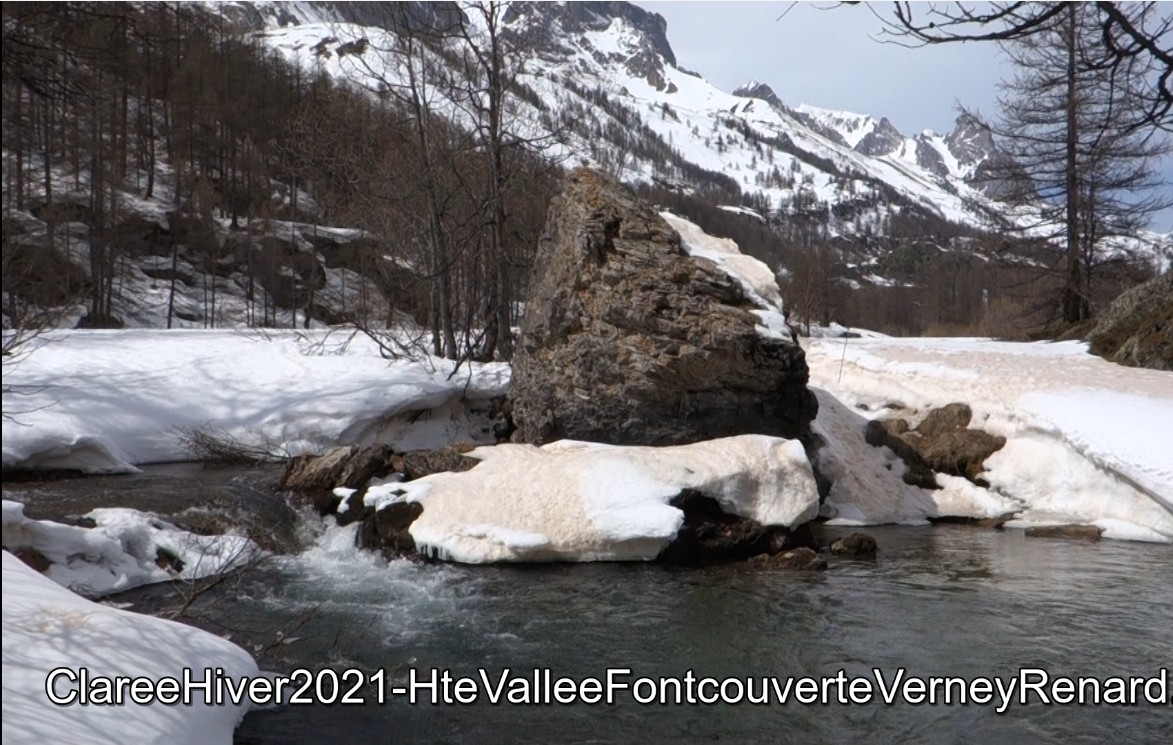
[270,513,487,647]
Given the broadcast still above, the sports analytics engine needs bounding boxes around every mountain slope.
[231,1,1014,240]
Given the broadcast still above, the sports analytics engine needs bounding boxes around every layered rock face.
[1086,271,1172,371]
[511,169,817,447]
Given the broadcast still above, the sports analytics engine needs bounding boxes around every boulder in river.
[510,169,817,448]
[1024,524,1103,541]
[280,444,395,513]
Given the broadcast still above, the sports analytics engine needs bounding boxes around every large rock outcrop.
[1086,271,1172,371]
[510,169,817,447]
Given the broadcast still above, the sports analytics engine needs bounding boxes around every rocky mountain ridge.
[216,1,1168,276]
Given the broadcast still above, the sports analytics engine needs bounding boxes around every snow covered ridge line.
[2,552,258,745]
[362,436,820,564]
[1,329,511,474]
[2,500,260,597]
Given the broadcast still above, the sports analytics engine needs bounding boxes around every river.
[6,466,1171,743]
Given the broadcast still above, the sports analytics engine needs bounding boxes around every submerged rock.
[829,532,878,557]
[510,169,817,448]
[1024,524,1103,541]
[750,547,826,571]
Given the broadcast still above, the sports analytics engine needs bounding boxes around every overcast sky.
[650,1,1172,229]
[652,2,1008,134]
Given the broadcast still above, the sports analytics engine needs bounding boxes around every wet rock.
[335,490,372,528]
[929,513,1016,529]
[11,546,52,573]
[511,169,817,448]
[829,532,878,558]
[57,515,99,530]
[280,445,395,515]
[657,491,791,564]
[358,502,424,557]
[281,445,395,493]
[155,546,185,574]
[750,547,826,571]
[390,444,479,481]
[1024,525,1103,541]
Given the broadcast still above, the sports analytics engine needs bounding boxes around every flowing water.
[6,467,1172,743]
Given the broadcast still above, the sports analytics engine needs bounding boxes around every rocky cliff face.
[854,117,905,157]
[510,169,818,447]
[1086,271,1173,371]
[503,1,675,89]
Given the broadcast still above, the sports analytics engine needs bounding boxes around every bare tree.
[877,2,1173,131]
[978,3,1171,323]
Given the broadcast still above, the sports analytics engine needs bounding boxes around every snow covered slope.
[806,337,1173,542]
[228,1,1016,238]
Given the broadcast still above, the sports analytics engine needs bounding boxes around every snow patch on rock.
[364,435,820,563]
[807,337,1173,542]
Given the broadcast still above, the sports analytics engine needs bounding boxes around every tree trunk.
[1062,5,1085,324]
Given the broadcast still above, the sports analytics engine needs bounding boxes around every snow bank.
[2,500,259,597]
[806,337,1173,542]
[2,329,510,473]
[364,435,820,563]
[2,551,258,745]
[809,388,1019,526]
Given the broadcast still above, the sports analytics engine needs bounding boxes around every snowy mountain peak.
[791,104,879,150]
[503,1,676,88]
[219,1,1033,242]
[944,112,998,171]
[733,81,784,110]
[854,116,905,157]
